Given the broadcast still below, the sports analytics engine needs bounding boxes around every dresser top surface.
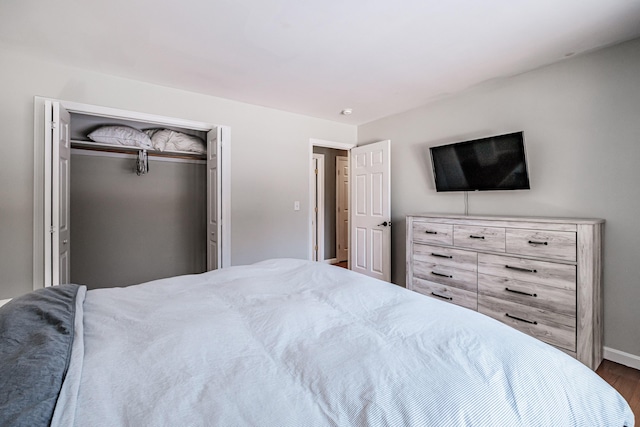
[407,213,605,225]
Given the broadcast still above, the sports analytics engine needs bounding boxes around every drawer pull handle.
[505,265,537,273]
[528,240,548,246]
[431,292,453,301]
[425,230,438,234]
[431,271,453,278]
[431,253,453,259]
[505,287,537,298]
[469,235,485,239]
[505,313,538,325]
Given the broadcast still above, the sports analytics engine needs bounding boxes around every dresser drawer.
[478,295,576,351]
[478,273,576,317]
[412,221,453,246]
[413,277,477,311]
[478,253,576,291]
[506,229,576,261]
[454,225,505,252]
[413,260,477,293]
[412,243,477,272]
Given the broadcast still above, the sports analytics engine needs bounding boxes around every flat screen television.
[430,131,530,192]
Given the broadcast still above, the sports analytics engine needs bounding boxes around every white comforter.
[53,259,633,426]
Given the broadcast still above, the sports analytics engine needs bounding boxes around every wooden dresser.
[406,214,604,370]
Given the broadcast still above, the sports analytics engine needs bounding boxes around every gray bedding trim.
[50,286,86,427]
[0,284,80,427]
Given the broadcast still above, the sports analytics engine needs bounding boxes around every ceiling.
[2,0,640,125]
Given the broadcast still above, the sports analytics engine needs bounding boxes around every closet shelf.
[70,140,206,160]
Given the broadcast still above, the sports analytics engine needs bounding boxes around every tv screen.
[430,132,530,192]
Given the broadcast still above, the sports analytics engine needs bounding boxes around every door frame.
[311,153,325,262]
[33,97,232,289]
[308,139,356,265]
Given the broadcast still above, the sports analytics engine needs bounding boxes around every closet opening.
[33,98,231,290]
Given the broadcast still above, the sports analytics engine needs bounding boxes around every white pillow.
[88,126,152,149]
[144,129,171,151]
[143,128,163,139]
[144,129,206,154]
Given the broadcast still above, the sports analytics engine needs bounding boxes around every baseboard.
[0,298,11,308]
[604,346,640,370]
[323,258,338,264]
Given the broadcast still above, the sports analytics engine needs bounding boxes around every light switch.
[294,201,300,211]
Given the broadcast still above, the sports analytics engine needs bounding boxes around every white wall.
[0,48,356,299]
[358,38,640,358]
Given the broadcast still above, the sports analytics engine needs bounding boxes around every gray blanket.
[0,284,80,427]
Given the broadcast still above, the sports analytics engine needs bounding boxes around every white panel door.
[49,101,71,286]
[350,140,391,281]
[207,127,222,271]
[336,156,349,262]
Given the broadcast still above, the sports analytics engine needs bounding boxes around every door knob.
[63,240,68,245]
[378,221,392,227]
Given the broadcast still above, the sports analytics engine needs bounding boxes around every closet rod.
[70,140,206,161]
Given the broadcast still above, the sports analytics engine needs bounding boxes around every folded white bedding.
[53,259,634,426]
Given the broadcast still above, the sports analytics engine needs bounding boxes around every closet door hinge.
[49,226,55,234]
[50,121,57,129]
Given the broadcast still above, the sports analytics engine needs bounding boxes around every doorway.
[308,138,391,281]
[309,139,355,266]
[313,148,350,263]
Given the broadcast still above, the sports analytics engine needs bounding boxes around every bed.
[0,258,634,426]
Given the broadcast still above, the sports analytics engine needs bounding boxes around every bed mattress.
[1,258,634,426]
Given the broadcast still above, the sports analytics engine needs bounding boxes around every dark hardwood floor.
[597,360,640,421]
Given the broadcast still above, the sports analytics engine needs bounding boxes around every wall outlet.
[294,201,300,211]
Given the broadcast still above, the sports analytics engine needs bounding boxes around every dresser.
[406,214,604,370]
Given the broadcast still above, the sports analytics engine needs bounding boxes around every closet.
[34,98,229,289]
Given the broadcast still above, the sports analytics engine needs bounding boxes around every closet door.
[45,101,71,286]
[207,127,222,271]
